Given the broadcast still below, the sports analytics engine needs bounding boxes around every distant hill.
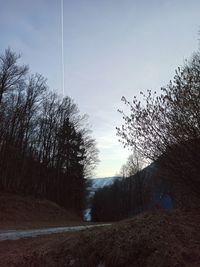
[86,176,120,191]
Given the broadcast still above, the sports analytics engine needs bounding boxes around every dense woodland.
[0,48,99,212]
[91,163,166,221]
[92,172,146,221]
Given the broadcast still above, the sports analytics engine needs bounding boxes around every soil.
[1,209,200,267]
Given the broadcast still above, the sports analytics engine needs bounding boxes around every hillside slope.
[0,192,81,229]
[2,209,200,266]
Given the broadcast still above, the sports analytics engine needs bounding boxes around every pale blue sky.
[0,0,199,177]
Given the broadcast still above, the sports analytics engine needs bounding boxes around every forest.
[0,48,99,213]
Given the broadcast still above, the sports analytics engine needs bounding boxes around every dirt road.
[0,224,111,241]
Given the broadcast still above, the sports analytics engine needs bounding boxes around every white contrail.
[61,0,65,96]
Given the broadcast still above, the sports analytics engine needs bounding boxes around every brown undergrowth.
[0,192,81,229]
[1,209,200,266]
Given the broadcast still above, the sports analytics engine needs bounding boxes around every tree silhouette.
[117,52,200,201]
[0,48,99,213]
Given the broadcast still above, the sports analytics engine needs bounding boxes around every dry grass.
[0,192,81,229]
[1,209,200,266]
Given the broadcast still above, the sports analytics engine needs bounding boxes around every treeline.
[91,176,142,222]
[91,163,174,222]
[91,164,160,221]
[0,48,99,212]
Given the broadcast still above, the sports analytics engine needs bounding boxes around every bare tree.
[117,51,200,199]
[0,48,28,104]
[0,48,99,212]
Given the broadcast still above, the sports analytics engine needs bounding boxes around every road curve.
[0,224,111,241]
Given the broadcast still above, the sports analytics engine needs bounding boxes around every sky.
[0,0,200,177]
